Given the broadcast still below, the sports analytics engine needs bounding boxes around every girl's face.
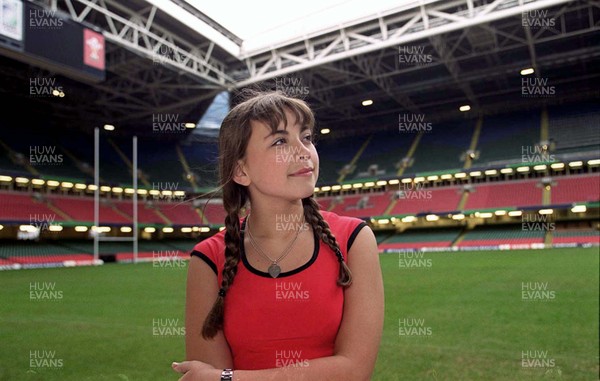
[236,110,319,203]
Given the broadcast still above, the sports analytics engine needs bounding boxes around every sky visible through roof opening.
[185,0,411,51]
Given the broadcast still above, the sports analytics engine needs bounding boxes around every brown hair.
[201,91,352,339]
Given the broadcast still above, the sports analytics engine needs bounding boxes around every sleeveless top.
[190,210,366,370]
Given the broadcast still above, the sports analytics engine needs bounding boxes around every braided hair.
[201,91,351,339]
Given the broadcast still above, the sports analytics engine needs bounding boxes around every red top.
[191,210,366,370]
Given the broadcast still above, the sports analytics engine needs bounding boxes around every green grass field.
[0,248,598,381]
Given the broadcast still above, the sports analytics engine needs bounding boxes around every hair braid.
[303,197,352,286]
[201,208,244,339]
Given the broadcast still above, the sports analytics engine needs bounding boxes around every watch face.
[221,369,233,380]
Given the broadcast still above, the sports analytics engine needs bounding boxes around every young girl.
[172,92,384,381]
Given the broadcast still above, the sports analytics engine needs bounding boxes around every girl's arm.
[176,226,384,381]
[185,256,233,368]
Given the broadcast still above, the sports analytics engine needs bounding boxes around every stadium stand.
[114,200,169,224]
[0,239,93,265]
[550,174,600,204]
[0,140,28,175]
[350,131,413,180]
[378,228,462,250]
[464,179,544,210]
[315,134,366,185]
[56,133,96,182]
[325,192,391,218]
[48,195,131,224]
[0,238,195,266]
[548,102,600,156]
[201,201,228,225]
[1,103,598,266]
[389,186,463,215]
[180,140,220,189]
[406,119,473,174]
[552,229,600,245]
[315,197,332,211]
[457,225,545,248]
[115,139,185,186]
[0,191,68,223]
[476,110,541,166]
[154,201,203,226]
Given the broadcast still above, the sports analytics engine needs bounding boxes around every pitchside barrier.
[381,242,597,254]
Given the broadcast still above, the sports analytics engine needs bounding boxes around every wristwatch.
[221,369,233,381]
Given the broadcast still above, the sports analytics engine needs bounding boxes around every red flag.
[83,28,105,70]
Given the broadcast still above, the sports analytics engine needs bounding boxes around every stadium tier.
[3,173,595,261]
[0,191,204,226]
[552,229,600,245]
[0,238,194,266]
[114,139,184,185]
[376,224,599,251]
[457,225,545,248]
[315,134,366,185]
[464,179,543,210]
[476,111,540,166]
[113,200,169,224]
[548,102,600,156]
[0,191,69,223]
[180,141,220,189]
[156,201,203,225]
[407,120,473,174]
[315,197,332,211]
[308,106,598,184]
[315,109,546,183]
[48,195,131,224]
[378,228,462,250]
[201,201,228,225]
[0,142,25,175]
[324,192,390,218]
[389,186,463,215]
[0,128,218,191]
[349,131,413,180]
[550,174,600,204]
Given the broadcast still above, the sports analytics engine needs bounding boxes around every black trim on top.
[190,250,218,275]
[240,217,320,278]
[347,222,368,253]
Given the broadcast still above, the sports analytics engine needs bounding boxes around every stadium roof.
[182,0,411,53]
[0,0,598,139]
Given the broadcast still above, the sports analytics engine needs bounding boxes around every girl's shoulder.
[319,210,365,228]
[319,210,369,255]
[190,229,227,275]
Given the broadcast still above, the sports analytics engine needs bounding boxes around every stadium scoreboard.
[0,0,105,83]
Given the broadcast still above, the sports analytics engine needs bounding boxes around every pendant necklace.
[245,215,302,278]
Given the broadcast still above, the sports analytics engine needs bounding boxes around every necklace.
[245,215,302,278]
